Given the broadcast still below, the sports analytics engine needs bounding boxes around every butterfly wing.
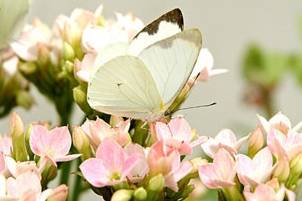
[138,28,202,108]
[87,55,162,120]
[128,8,183,56]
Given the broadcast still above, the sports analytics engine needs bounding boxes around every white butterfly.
[0,0,30,49]
[87,9,202,121]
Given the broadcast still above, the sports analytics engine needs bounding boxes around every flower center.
[110,171,121,181]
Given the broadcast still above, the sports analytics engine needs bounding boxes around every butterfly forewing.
[138,28,202,108]
[128,8,184,56]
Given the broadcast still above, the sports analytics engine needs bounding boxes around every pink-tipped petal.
[48,127,71,157]
[155,122,172,141]
[80,158,108,187]
[30,125,49,156]
[168,117,192,142]
[96,139,125,172]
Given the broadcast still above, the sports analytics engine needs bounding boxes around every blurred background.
[2,0,302,200]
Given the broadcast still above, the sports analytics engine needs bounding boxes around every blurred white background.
[1,0,302,200]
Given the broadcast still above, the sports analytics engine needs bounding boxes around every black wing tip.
[133,8,184,38]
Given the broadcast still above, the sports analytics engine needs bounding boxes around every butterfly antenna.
[177,102,217,111]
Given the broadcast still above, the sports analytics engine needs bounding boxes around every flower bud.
[133,187,147,201]
[72,127,92,160]
[273,157,290,182]
[111,189,133,201]
[73,85,93,115]
[16,91,34,109]
[10,112,28,161]
[18,62,37,75]
[288,153,302,186]
[190,157,207,173]
[248,127,265,158]
[47,185,68,201]
[145,174,165,201]
[63,23,81,49]
[290,153,302,174]
[37,44,50,66]
[110,115,124,127]
[147,174,165,192]
[40,158,58,186]
[63,42,75,61]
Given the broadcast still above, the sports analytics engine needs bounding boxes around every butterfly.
[87,8,202,121]
[0,0,30,49]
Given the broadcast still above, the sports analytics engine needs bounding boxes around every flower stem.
[222,186,245,201]
[70,159,82,201]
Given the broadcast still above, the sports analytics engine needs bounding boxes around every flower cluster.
[1,3,299,201]
[73,116,207,200]
[198,112,302,201]
[0,113,79,201]
[3,5,144,123]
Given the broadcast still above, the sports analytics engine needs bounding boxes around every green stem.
[59,162,72,185]
[222,186,244,201]
[262,87,275,118]
[70,159,82,201]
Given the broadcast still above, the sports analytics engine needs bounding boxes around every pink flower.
[243,183,296,201]
[29,125,80,165]
[39,185,68,201]
[2,56,19,76]
[4,157,40,178]
[237,147,274,186]
[81,13,143,53]
[0,169,68,201]
[199,148,236,189]
[155,117,207,155]
[258,112,297,135]
[0,136,12,156]
[267,128,302,161]
[191,48,227,81]
[147,141,192,191]
[124,144,149,182]
[81,117,131,148]
[201,129,248,158]
[53,7,97,45]
[11,19,51,61]
[80,139,140,187]
[74,53,97,82]
[0,153,5,174]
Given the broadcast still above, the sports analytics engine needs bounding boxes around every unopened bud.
[16,91,34,110]
[18,62,36,74]
[190,157,207,173]
[133,187,147,201]
[111,189,133,201]
[73,85,93,115]
[37,44,50,66]
[148,174,165,192]
[273,157,290,182]
[47,185,68,201]
[40,158,58,186]
[290,153,302,177]
[63,42,75,61]
[72,127,92,160]
[10,112,28,161]
[110,115,124,127]
[248,127,265,158]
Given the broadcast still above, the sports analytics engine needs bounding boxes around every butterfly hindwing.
[87,55,162,120]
